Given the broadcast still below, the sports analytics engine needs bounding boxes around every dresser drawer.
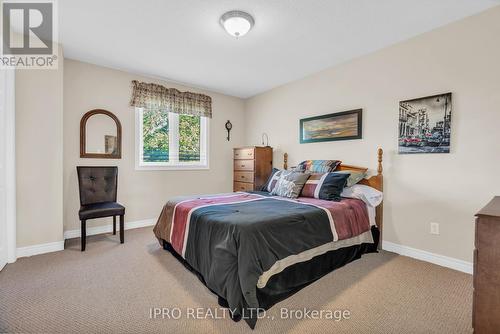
[476,220,500,276]
[234,182,254,192]
[476,218,500,250]
[476,252,500,283]
[234,159,254,171]
[474,198,500,333]
[473,279,500,331]
[234,148,254,160]
[234,172,254,183]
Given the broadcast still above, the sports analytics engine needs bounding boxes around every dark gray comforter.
[153,192,371,328]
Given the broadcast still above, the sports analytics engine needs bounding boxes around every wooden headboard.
[283,148,384,237]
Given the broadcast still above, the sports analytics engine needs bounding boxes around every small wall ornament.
[225,120,232,141]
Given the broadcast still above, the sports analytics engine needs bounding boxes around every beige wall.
[16,6,499,263]
[16,47,64,247]
[63,60,246,232]
[244,7,500,262]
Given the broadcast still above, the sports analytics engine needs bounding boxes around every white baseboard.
[18,222,471,275]
[63,218,156,240]
[16,241,65,258]
[14,219,156,260]
[382,240,473,274]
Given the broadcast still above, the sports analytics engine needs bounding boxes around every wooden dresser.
[473,197,500,333]
[233,146,273,192]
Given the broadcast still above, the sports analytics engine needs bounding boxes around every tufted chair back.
[77,166,118,206]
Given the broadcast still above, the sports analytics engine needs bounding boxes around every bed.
[153,148,383,329]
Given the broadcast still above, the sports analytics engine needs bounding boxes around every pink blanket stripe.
[294,197,370,240]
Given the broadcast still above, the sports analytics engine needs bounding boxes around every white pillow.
[340,184,383,207]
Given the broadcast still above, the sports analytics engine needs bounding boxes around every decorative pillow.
[268,169,287,192]
[270,171,310,198]
[335,170,367,187]
[262,169,295,192]
[300,172,350,201]
[261,168,280,192]
[294,160,341,173]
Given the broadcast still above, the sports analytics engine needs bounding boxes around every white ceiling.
[60,0,499,98]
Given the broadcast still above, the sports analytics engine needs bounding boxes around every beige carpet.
[0,227,472,334]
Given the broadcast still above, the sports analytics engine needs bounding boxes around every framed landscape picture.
[398,93,452,154]
[300,109,362,144]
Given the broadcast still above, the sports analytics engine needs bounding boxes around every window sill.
[135,164,209,171]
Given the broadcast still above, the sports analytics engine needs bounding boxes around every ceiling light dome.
[220,10,255,38]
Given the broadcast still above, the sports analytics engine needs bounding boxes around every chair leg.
[113,216,116,235]
[81,220,86,251]
[120,215,124,244]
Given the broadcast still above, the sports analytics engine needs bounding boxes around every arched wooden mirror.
[80,109,122,159]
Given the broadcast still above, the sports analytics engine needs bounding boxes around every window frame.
[135,107,209,171]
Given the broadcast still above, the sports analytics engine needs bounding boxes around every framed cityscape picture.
[398,93,452,154]
[300,109,362,143]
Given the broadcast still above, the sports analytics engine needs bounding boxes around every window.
[135,108,208,170]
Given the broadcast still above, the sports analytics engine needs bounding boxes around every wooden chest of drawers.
[473,197,500,333]
[233,146,273,192]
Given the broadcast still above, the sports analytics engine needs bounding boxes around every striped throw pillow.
[295,160,341,173]
[300,172,350,201]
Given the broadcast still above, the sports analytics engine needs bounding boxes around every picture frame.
[299,109,362,144]
[105,135,118,155]
[398,93,452,154]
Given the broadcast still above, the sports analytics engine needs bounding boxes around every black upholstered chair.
[77,166,125,251]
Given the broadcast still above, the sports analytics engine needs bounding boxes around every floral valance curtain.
[129,80,212,118]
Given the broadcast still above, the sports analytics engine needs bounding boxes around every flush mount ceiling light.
[220,10,255,38]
